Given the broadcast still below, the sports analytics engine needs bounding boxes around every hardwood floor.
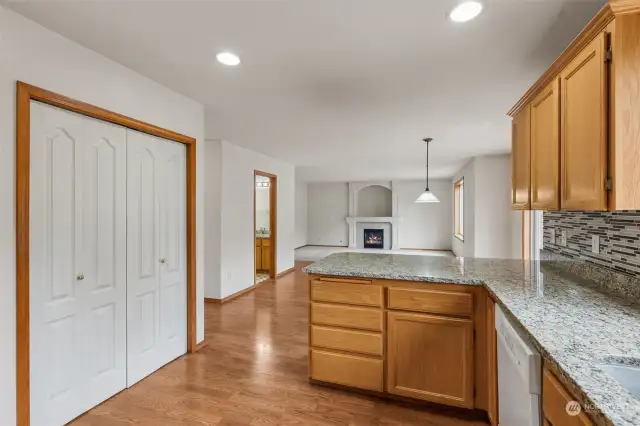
[71,262,488,426]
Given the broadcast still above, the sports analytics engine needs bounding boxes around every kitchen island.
[304,252,640,426]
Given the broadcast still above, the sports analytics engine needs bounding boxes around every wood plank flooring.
[71,262,488,426]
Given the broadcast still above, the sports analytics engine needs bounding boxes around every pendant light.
[415,138,440,203]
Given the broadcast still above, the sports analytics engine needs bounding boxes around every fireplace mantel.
[346,216,401,249]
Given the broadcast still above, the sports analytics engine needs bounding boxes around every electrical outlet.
[550,228,556,244]
[559,229,567,247]
[592,235,600,254]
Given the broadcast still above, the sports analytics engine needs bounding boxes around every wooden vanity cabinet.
[386,311,474,408]
[255,237,271,273]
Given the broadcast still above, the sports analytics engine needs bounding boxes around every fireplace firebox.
[364,229,384,249]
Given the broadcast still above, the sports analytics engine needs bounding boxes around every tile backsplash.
[543,211,640,276]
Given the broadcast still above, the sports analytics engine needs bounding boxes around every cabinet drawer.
[311,280,382,307]
[311,325,382,356]
[310,349,383,391]
[543,368,593,426]
[311,302,382,331]
[261,238,270,247]
[388,287,473,317]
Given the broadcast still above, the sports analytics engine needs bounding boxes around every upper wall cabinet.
[560,33,608,210]
[508,3,640,211]
[530,80,560,210]
[511,104,531,209]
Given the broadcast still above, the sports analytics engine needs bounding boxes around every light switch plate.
[550,229,556,244]
[592,235,600,254]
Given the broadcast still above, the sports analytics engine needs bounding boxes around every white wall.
[474,155,522,258]
[451,155,521,258]
[204,140,222,299]
[394,180,452,250]
[0,6,206,422]
[307,183,349,246]
[204,140,296,299]
[357,185,392,217]
[294,182,308,248]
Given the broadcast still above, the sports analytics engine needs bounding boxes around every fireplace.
[364,229,384,249]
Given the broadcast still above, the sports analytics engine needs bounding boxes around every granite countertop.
[304,252,640,426]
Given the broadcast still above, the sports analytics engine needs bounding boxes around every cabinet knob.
[76,273,85,281]
[160,259,167,264]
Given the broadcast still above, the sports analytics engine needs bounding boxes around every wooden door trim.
[254,170,278,283]
[16,81,198,426]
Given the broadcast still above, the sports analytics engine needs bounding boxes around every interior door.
[158,139,187,362]
[127,130,186,386]
[81,115,128,411]
[30,102,127,426]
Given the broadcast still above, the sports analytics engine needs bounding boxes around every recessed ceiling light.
[449,1,483,22]
[216,52,240,66]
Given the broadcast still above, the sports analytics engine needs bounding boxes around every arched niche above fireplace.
[357,185,392,217]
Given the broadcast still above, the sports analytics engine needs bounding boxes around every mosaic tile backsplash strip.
[543,210,640,276]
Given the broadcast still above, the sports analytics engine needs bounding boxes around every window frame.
[454,178,464,241]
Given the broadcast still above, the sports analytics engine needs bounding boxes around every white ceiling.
[9,0,606,182]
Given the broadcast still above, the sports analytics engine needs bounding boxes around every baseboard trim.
[204,278,273,305]
[276,266,296,278]
[195,339,209,352]
[399,248,453,252]
[304,244,350,248]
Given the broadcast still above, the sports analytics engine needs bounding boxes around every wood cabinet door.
[543,368,594,426]
[512,104,531,209]
[255,246,262,270]
[261,245,271,273]
[560,32,608,210]
[531,79,560,210]
[387,311,474,408]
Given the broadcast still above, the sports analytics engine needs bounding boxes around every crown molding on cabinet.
[507,5,614,117]
[609,0,640,15]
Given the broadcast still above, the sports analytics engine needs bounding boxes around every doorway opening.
[254,171,277,285]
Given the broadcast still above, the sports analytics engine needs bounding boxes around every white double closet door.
[29,101,187,426]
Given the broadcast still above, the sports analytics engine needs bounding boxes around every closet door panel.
[82,118,127,408]
[30,102,86,426]
[158,141,187,359]
[126,130,162,386]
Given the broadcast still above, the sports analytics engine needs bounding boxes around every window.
[454,179,464,241]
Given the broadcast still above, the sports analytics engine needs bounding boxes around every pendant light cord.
[425,140,429,190]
